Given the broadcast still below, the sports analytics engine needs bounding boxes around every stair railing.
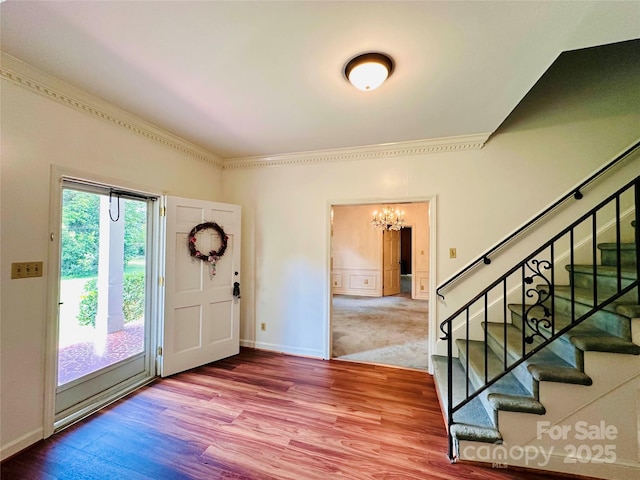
[440,174,640,461]
[436,141,640,301]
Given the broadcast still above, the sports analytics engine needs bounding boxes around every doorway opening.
[400,227,413,294]
[54,179,158,430]
[329,202,430,370]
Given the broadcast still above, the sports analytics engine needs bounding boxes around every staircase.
[433,174,640,479]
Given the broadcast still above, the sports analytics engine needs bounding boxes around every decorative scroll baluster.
[550,244,555,336]
[522,259,552,344]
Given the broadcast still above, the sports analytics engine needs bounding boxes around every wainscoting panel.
[415,270,429,300]
[331,268,381,297]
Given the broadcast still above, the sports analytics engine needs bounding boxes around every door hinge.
[157,346,163,356]
[160,206,166,217]
[159,276,165,286]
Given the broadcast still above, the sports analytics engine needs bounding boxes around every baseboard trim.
[252,341,323,359]
[1,427,43,461]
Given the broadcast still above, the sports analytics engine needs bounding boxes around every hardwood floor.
[2,348,594,480]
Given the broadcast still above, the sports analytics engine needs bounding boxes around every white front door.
[162,196,241,377]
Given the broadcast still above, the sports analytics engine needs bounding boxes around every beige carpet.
[331,292,429,370]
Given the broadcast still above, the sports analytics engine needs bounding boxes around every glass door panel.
[55,182,153,423]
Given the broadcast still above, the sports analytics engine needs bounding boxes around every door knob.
[233,282,241,299]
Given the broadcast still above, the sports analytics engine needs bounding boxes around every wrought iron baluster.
[570,228,575,323]
[484,294,488,384]
[521,265,526,357]
[635,180,640,303]
[522,258,552,344]
[615,195,622,294]
[447,319,453,461]
[550,243,555,336]
[465,309,470,399]
[503,279,508,370]
[592,212,598,307]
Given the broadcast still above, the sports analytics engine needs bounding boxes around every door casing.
[325,196,437,373]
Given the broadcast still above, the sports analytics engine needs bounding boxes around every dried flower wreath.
[187,222,228,276]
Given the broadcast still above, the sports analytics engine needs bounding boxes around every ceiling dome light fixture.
[344,52,394,92]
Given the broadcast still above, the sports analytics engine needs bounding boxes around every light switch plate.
[11,261,44,279]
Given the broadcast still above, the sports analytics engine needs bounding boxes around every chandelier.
[371,206,405,231]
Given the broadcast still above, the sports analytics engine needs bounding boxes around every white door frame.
[325,196,438,374]
[44,165,162,437]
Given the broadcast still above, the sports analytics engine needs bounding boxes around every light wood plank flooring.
[2,348,594,479]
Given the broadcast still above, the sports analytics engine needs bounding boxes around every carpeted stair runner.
[433,232,640,451]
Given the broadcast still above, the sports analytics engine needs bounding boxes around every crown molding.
[222,133,491,170]
[0,53,223,169]
[1,52,489,171]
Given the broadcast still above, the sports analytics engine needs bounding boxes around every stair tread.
[487,393,546,414]
[485,322,594,385]
[616,304,640,318]
[507,304,639,354]
[432,355,495,429]
[568,264,637,279]
[527,364,593,385]
[508,303,619,335]
[433,356,502,445]
[507,303,603,336]
[598,242,636,250]
[456,339,531,397]
[570,335,640,354]
[485,322,573,369]
[450,423,502,444]
[550,285,631,312]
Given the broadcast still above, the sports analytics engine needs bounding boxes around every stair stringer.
[457,335,640,480]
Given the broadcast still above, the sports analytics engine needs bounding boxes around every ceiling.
[1,1,638,160]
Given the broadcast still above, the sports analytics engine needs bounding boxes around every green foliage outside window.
[61,190,147,278]
[61,190,100,278]
[77,271,146,327]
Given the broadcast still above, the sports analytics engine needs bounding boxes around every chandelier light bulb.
[371,206,405,231]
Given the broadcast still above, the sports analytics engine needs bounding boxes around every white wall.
[0,54,223,458]
[222,42,640,360]
[223,145,639,359]
[331,204,383,297]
